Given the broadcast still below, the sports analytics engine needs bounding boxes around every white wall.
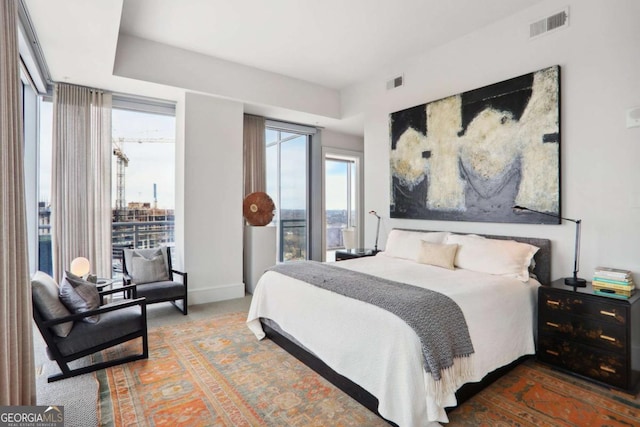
[180,92,245,303]
[114,34,341,120]
[321,129,364,151]
[342,0,640,281]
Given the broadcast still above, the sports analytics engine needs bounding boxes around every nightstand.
[537,279,640,392]
[334,248,378,261]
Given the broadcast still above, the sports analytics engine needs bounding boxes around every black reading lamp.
[513,205,586,289]
[369,210,381,253]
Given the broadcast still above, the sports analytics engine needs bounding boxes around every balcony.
[38,220,174,277]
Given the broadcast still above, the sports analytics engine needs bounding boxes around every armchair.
[31,271,148,382]
[122,246,188,315]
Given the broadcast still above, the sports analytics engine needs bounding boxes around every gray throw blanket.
[269,261,474,381]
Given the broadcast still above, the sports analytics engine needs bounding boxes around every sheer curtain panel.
[0,0,36,405]
[243,114,266,196]
[52,83,112,281]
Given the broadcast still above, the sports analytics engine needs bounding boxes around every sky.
[265,131,354,212]
[112,109,175,209]
[39,101,350,214]
[39,101,176,210]
[325,160,349,211]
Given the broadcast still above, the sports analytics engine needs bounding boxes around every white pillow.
[383,229,450,261]
[417,241,459,270]
[446,234,539,282]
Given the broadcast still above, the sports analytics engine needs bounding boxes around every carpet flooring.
[96,310,640,426]
[37,297,640,426]
[34,329,99,427]
[35,297,253,427]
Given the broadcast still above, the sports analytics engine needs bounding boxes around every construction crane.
[113,139,129,214]
[112,136,174,219]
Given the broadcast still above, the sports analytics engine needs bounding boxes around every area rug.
[96,312,387,426]
[448,358,640,426]
[97,311,640,427]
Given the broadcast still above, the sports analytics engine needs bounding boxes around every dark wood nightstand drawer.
[537,281,640,392]
[540,314,627,352]
[539,288,628,326]
[538,335,628,389]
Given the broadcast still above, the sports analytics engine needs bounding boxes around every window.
[111,108,176,265]
[325,157,357,250]
[37,98,53,275]
[36,99,176,277]
[265,124,312,262]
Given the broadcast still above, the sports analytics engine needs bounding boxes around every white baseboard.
[187,282,245,305]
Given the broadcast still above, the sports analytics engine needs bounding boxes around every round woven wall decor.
[243,192,275,226]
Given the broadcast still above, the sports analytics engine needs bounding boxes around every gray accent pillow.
[31,271,73,337]
[59,271,101,323]
[131,254,170,284]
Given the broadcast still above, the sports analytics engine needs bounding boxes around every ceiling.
[23,0,543,134]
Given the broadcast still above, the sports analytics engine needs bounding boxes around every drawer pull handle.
[599,310,616,318]
[545,350,559,356]
[546,300,560,306]
[599,334,616,343]
[546,322,559,328]
[600,365,616,374]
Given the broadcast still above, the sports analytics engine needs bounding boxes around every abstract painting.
[390,65,560,224]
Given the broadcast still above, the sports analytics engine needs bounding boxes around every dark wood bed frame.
[261,231,552,425]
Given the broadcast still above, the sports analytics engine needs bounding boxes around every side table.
[335,248,378,261]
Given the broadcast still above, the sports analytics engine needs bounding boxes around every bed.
[247,229,551,426]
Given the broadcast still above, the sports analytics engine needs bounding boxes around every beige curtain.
[243,114,266,196]
[0,0,36,406]
[52,83,112,281]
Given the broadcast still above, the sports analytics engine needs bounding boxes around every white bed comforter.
[246,253,539,427]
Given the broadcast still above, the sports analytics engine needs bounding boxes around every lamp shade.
[342,227,356,249]
[70,257,91,277]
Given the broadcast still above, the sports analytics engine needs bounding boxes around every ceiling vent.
[386,75,404,90]
[529,8,569,39]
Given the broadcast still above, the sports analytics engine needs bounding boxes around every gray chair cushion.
[52,303,143,357]
[59,271,100,323]
[135,280,185,302]
[31,271,73,337]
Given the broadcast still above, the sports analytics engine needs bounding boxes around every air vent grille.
[386,75,404,90]
[530,8,569,39]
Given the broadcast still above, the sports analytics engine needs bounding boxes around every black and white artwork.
[389,65,560,224]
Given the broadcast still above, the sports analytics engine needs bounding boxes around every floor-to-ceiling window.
[111,107,175,255]
[265,123,312,262]
[37,98,52,275]
[324,150,362,261]
[325,158,357,248]
[37,98,176,277]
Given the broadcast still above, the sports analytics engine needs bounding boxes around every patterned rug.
[96,312,387,426]
[97,312,640,426]
[447,358,640,426]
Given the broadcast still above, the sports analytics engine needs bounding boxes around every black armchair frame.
[33,286,148,382]
[122,246,188,315]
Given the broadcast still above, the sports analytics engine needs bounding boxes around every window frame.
[265,120,316,262]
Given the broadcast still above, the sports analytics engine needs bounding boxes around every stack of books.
[592,267,635,299]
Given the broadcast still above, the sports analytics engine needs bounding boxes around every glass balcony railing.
[279,218,306,262]
[111,221,174,250]
[38,220,175,277]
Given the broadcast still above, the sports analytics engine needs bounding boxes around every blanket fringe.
[425,354,476,405]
